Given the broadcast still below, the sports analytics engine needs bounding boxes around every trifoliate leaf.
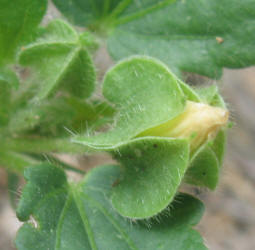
[19,19,95,101]
[16,163,207,250]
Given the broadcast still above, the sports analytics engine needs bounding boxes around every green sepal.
[185,145,219,190]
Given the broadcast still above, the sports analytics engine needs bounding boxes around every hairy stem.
[1,137,86,154]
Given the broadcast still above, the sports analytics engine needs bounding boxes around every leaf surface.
[108,0,255,78]
[0,0,47,64]
[54,0,255,78]
[111,137,189,218]
[16,163,207,250]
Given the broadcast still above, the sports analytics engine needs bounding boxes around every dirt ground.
[1,3,255,249]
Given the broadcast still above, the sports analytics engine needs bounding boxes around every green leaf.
[0,0,47,64]
[19,19,96,101]
[54,0,255,78]
[16,163,206,250]
[52,0,121,27]
[73,56,228,216]
[74,56,186,147]
[0,68,19,125]
[111,137,190,218]
[108,0,255,78]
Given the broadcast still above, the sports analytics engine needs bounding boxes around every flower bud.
[138,101,229,152]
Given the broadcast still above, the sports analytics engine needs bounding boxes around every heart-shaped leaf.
[111,137,189,218]
[16,163,206,250]
[0,0,47,64]
[74,56,186,147]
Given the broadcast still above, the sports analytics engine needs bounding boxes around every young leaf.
[0,0,47,64]
[16,163,207,250]
[19,19,95,101]
[54,0,255,78]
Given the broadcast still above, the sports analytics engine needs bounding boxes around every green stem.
[2,137,86,154]
[0,150,38,173]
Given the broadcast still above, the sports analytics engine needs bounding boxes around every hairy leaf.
[0,0,47,64]
[19,19,95,101]
[73,56,228,214]
[74,56,186,147]
[111,137,189,218]
[16,163,206,250]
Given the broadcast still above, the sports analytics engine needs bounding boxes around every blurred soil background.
[1,2,255,250]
